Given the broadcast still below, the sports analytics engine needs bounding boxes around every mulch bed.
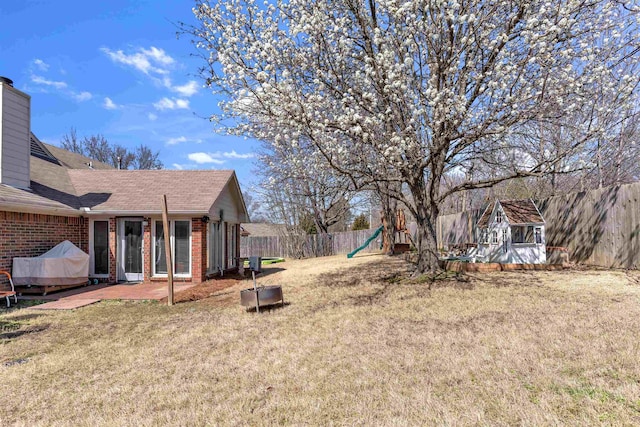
[160,274,248,305]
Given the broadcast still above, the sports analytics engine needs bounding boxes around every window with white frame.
[491,230,498,244]
[480,229,489,244]
[496,210,503,223]
[535,227,542,244]
[90,220,109,276]
[153,220,191,276]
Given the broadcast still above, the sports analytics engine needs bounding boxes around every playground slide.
[347,226,384,258]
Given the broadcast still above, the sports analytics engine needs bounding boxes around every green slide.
[347,226,384,258]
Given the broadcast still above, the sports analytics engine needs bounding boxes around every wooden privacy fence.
[436,181,640,269]
[241,228,382,258]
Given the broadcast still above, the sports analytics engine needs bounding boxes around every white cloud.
[103,97,118,110]
[30,74,67,89]
[148,113,158,121]
[186,150,254,164]
[223,150,254,159]
[141,47,174,66]
[170,80,199,97]
[188,152,226,165]
[153,97,189,111]
[166,136,187,145]
[33,59,49,71]
[72,91,92,102]
[101,46,173,75]
[172,163,184,170]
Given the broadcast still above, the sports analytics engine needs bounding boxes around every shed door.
[502,229,508,254]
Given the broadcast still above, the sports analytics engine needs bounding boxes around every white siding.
[0,83,30,188]
[209,179,248,223]
[212,187,239,223]
[477,202,547,264]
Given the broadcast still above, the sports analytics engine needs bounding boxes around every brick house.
[0,77,248,288]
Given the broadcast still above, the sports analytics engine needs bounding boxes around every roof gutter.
[80,209,210,216]
[0,201,81,217]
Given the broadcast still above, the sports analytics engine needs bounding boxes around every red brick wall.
[108,218,117,283]
[143,218,151,282]
[191,218,206,283]
[0,210,87,286]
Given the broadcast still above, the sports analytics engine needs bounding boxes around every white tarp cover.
[12,240,90,286]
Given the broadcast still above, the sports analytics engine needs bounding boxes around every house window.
[227,224,237,269]
[174,221,190,275]
[496,211,503,223]
[91,220,109,276]
[208,222,220,273]
[153,220,191,276]
[491,231,498,244]
[535,227,542,244]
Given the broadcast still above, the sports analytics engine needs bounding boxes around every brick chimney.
[0,76,31,189]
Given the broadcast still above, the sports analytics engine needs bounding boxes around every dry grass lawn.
[1,254,640,425]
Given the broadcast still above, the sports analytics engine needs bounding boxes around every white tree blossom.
[188,0,640,272]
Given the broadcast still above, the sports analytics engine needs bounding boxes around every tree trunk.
[380,198,396,255]
[409,182,441,273]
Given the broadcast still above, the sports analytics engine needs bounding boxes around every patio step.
[29,299,101,310]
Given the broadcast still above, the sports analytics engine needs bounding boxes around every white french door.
[118,219,144,281]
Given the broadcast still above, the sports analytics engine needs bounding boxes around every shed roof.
[477,199,544,228]
[500,199,544,224]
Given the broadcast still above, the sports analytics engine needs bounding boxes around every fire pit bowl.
[240,285,284,311]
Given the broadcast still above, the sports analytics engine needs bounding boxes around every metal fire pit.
[240,285,284,311]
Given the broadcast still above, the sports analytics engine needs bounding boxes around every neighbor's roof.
[241,222,287,237]
[477,199,544,227]
[67,169,240,214]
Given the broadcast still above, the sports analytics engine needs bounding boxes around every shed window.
[496,211,503,223]
[512,226,536,244]
[491,231,498,244]
[535,227,542,244]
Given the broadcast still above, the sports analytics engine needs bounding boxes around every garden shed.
[476,199,546,264]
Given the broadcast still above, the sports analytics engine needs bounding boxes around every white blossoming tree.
[187,0,639,273]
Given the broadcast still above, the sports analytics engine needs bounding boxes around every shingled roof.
[3,135,245,218]
[500,199,544,224]
[67,169,240,215]
[477,199,544,228]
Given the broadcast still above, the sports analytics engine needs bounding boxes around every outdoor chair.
[0,270,18,307]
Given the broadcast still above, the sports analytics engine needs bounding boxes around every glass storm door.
[120,219,143,281]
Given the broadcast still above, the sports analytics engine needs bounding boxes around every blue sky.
[0,0,259,188]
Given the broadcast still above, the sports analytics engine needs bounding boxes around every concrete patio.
[23,281,198,310]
